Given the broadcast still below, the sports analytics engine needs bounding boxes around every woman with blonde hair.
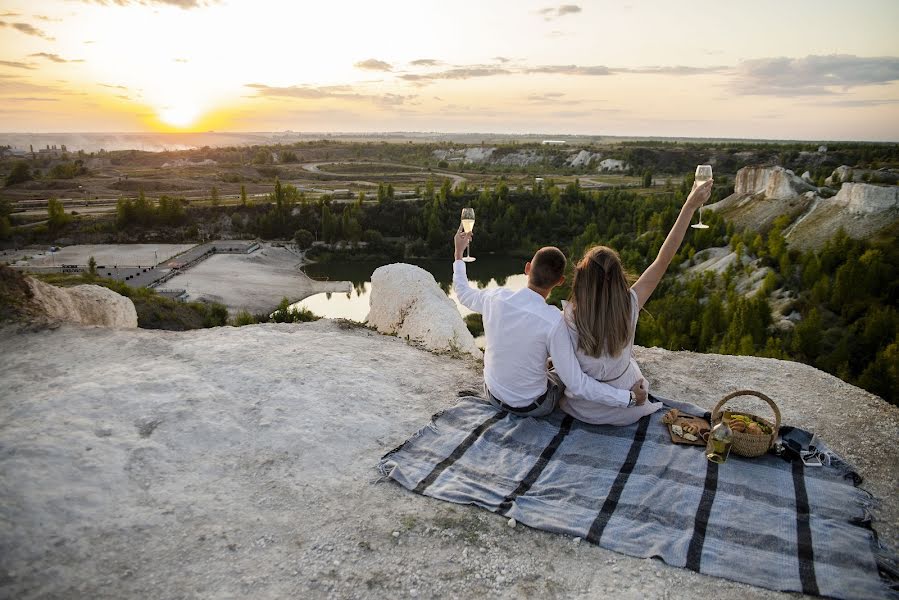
[559,179,713,425]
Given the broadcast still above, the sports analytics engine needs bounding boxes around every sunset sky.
[1,0,898,140]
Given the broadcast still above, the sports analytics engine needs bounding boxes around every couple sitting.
[452,179,712,426]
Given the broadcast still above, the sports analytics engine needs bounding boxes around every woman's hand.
[685,179,713,211]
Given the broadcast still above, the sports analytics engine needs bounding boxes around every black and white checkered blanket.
[378,396,898,599]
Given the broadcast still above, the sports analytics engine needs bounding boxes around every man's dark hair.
[529,246,566,289]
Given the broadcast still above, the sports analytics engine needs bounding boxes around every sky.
[0,0,898,140]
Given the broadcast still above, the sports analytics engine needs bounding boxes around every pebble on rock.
[392,531,400,538]
[507,518,516,528]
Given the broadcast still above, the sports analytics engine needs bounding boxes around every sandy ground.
[164,245,351,315]
[8,244,196,268]
[0,320,895,600]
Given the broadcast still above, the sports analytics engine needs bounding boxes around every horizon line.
[1,130,897,144]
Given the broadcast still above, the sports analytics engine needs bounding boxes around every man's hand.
[454,225,472,261]
[630,378,647,406]
[685,178,713,212]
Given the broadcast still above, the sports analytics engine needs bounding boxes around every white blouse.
[559,289,664,426]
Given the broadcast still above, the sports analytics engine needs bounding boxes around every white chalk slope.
[1,320,897,599]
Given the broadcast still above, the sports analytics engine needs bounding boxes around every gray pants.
[485,371,564,418]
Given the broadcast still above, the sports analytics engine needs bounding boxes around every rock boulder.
[367,263,481,358]
[27,277,138,328]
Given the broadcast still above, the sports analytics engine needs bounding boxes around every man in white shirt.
[453,228,647,417]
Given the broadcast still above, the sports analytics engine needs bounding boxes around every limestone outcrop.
[27,277,138,328]
[710,166,898,251]
[836,182,899,214]
[733,166,815,200]
[367,263,481,358]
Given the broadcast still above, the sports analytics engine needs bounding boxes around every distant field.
[317,163,420,175]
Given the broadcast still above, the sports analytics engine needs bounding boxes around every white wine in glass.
[691,164,713,230]
[461,207,476,262]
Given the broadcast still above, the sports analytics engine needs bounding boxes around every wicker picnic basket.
[711,390,781,458]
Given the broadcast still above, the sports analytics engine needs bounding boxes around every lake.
[292,255,529,322]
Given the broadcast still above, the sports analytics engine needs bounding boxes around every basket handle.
[711,390,781,432]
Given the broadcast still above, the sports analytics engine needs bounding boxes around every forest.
[104,172,899,405]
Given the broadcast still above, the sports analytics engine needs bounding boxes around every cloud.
[4,96,58,102]
[0,60,35,70]
[0,12,20,17]
[493,56,511,64]
[538,4,582,20]
[526,64,613,76]
[29,53,85,64]
[620,65,725,75]
[734,54,899,96]
[76,0,216,8]
[0,75,64,94]
[174,58,188,63]
[353,58,392,71]
[819,98,899,107]
[401,67,513,85]
[0,21,54,39]
[410,58,442,67]
[100,83,128,90]
[35,15,62,22]
[245,83,412,108]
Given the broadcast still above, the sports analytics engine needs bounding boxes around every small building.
[542,140,567,145]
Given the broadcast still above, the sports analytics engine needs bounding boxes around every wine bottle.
[705,416,733,464]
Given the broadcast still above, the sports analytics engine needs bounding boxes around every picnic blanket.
[378,395,899,600]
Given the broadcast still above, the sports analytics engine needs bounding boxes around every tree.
[240,184,248,206]
[5,161,32,186]
[321,204,335,242]
[88,256,97,276]
[211,186,219,206]
[642,169,653,188]
[294,228,314,250]
[47,198,70,232]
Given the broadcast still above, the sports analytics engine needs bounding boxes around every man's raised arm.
[452,227,487,313]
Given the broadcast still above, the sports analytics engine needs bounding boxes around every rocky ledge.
[1,320,897,599]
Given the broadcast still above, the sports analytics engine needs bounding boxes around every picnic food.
[664,410,711,445]
[726,414,772,435]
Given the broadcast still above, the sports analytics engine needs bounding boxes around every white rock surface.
[367,263,481,358]
[566,150,601,168]
[27,277,137,328]
[733,166,815,200]
[835,182,899,214]
[0,322,895,599]
[598,158,627,172]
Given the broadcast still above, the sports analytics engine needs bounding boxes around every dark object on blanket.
[711,390,780,458]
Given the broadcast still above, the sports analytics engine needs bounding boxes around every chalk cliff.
[709,166,898,251]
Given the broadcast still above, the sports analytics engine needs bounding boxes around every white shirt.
[453,260,629,409]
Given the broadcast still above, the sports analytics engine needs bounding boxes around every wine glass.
[691,165,712,230]
[460,207,476,263]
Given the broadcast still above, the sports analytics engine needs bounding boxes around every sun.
[158,103,200,128]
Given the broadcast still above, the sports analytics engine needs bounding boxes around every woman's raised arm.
[631,179,713,309]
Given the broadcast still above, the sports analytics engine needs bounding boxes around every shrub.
[5,161,32,186]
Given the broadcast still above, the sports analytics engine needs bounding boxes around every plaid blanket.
[378,396,898,600]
